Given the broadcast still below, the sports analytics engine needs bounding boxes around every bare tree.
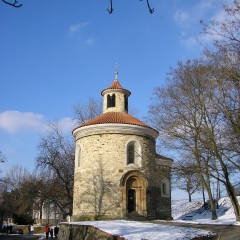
[73,97,102,125]
[5,165,30,191]
[148,58,240,221]
[0,151,5,164]
[0,151,6,184]
[0,167,36,224]
[148,60,219,220]
[36,122,74,216]
[200,0,240,220]
[173,157,202,202]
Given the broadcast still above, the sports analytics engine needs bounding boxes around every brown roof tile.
[101,80,131,96]
[80,112,154,129]
[108,80,123,90]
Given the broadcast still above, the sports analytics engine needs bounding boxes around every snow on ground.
[172,196,240,225]
[71,220,215,240]
[67,197,239,240]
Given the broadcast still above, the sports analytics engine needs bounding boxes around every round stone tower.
[72,70,173,221]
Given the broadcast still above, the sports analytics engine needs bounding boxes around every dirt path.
[153,221,240,240]
[0,235,40,240]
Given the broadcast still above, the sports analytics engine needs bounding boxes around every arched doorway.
[121,171,147,217]
[127,189,136,212]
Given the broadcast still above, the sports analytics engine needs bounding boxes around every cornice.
[101,88,131,97]
[73,123,159,140]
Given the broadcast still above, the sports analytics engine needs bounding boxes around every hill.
[172,196,240,225]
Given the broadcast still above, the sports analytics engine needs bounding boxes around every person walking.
[50,226,53,239]
[54,225,59,238]
[45,224,50,239]
[30,224,34,235]
[28,224,31,235]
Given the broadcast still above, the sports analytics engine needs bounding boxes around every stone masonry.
[72,70,173,221]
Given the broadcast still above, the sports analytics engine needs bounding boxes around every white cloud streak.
[69,22,88,33]
[0,111,47,134]
[68,22,96,45]
[84,38,95,45]
[58,117,78,132]
[174,0,233,47]
[0,111,77,134]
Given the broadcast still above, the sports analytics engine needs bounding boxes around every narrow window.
[124,95,128,111]
[126,140,142,166]
[111,94,116,107]
[77,147,81,168]
[107,94,111,108]
[161,179,170,197]
[162,183,166,194]
[107,94,116,108]
[127,143,135,164]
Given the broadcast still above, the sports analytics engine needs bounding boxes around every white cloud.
[181,36,198,48]
[84,38,95,45]
[58,117,78,132]
[68,22,95,45]
[174,9,190,26]
[0,111,77,134]
[0,111,47,134]
[68,22,88,33]
[174,0,216,27]
[174,0,233,48]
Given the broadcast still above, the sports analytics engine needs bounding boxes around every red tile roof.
[101,80,131,96]
[80,112,154,129]
[108,80,123,89]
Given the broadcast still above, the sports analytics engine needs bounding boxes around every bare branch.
[146,0,154,14]
[106,0,113,14]
[2,0,22,8]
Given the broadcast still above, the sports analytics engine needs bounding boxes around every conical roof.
[101,79,131,96]
[80,112,154,129]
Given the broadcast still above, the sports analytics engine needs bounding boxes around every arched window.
[162,183,166,194]
[124,95,128,111]
[126,140,142,166]
[107,94,111,108]
[111,94,116,107]
[161,179,170,197]
[107,94,116,108]
[127,143,135,164]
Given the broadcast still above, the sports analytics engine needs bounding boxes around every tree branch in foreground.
[2,0,22,7]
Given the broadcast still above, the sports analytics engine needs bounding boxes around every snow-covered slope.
[71,220,216,240]
[60,197,239,240]
[172,196,240,225]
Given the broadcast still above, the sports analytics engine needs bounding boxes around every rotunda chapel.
[72,70,173,221]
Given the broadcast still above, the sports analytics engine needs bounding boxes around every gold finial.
[115,62,118,81]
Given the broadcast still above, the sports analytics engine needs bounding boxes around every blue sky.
[0,0,231,199]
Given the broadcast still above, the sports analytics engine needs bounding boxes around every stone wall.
[72,122,173,220]
[59,223,124,240]
[72,132,157,220]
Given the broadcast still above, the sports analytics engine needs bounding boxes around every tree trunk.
[202,186,206,205]
[216,178,220,209]
[188,191,192,202]
[214,145,240,221]
[194,143,218,220]
[39,201,43,225]
[223,170,240,221]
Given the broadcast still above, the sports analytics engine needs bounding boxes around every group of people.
[2,224,13,234]
[45,224,59,239]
